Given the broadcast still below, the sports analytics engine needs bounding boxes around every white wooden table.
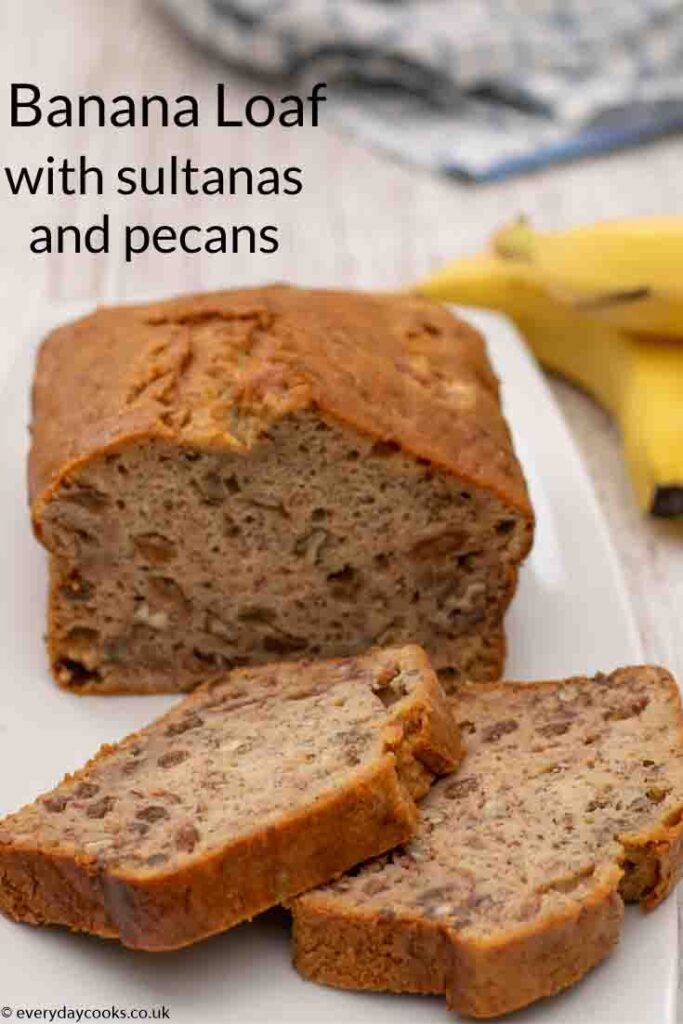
[1,0,682,1010]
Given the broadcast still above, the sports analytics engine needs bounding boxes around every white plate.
[0,303,674,1024]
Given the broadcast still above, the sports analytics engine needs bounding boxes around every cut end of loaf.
[40,411,530,694]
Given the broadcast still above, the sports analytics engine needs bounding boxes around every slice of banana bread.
[30,286,533,693]
[0,646,461,951]
[292,666,683,1019]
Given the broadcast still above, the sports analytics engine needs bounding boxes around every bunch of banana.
[416,217,683,519]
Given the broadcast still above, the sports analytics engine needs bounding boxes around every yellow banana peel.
[416,241,683,519]
[493,217,683,338]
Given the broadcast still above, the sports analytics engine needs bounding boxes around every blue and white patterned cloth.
[162,0,683,181]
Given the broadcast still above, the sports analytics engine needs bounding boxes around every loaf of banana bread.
[292,666,683,1018]
[30,286,533,693]
[0,646,461,950]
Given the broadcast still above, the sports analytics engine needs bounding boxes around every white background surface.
[0,0,681,1016]
[0,304,674,1024]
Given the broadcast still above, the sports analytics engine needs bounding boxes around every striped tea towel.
[161,0,683,181]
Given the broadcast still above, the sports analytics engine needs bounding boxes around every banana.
[492,217,683,338]
[415,243,683,518]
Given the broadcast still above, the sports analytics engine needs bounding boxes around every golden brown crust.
[619,797,683,909]
[29,287,532,530]
[0,647,462,951]
[292,865,624,1018]
[444,872,624,1018]
[0,844,117,938]
[1,763,420,949]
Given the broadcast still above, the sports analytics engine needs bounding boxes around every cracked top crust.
[29,286,531,523]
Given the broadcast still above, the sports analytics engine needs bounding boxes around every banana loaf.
[30,286,533,693]
[292,666,683,1018]
[0,645,461,951]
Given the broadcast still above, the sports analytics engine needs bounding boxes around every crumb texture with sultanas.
[29,286,533,693]
[0,645,461,951]
[292,666,683,1019]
